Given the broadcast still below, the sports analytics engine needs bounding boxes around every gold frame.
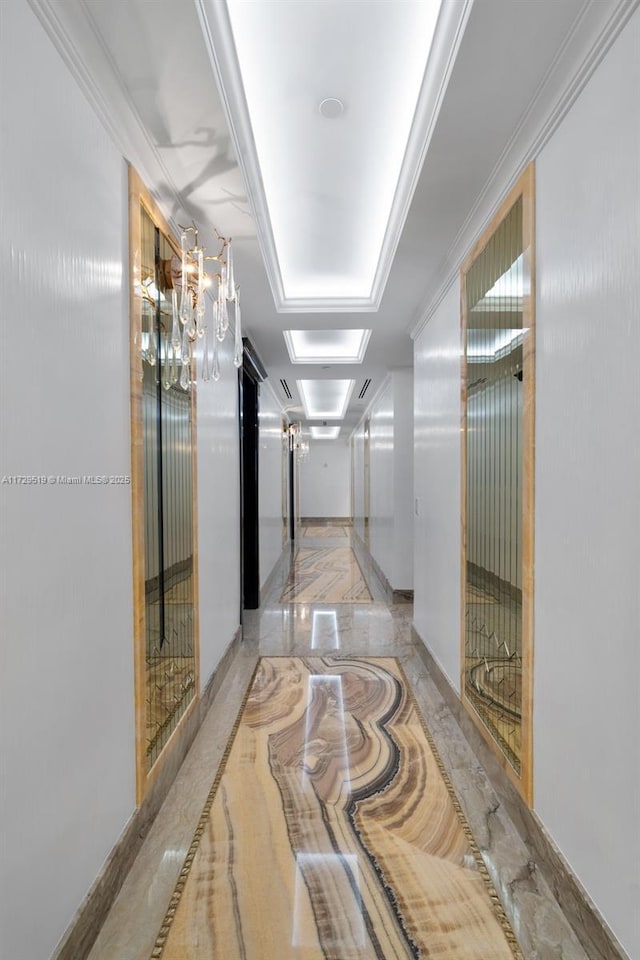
[129,165,200,804]
[460,162,535,805]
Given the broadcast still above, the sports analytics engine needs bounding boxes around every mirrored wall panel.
[130,169,199,799]
[461,165,534,802]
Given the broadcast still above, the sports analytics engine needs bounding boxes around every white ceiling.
[70,0,595,435]
[199,0,456,312]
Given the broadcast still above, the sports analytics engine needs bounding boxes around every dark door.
[288,446,295,541]
[240,366,260,609]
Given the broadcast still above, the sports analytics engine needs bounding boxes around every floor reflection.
[302,675,350,800]
[280,546,372,603]
[464,568,522,772]
[311,609,340,649]
[153,657,521,960]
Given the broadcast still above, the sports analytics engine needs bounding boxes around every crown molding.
[196,0,473,314]
[368,0,474,314]
[26,0,188,240]
[194,0,284,309]
[410,0,640,341]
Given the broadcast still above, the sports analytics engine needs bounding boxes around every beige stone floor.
[153,655,521,960]
[280,545,372,603]
[87,527,592,960]
[301,524,349,538]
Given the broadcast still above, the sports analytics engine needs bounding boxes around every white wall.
[366,371,414,590]
[0,7,244,959]
[299,440,351,518]
[196,333,241,685]
[258,380,285,590]
[0,4,135,959]
[412,10,640,956]
[534,10,640,956]
[413,282,462,691]
[392,370,414,589]
[369,379,395,581]
[352,423,366,541]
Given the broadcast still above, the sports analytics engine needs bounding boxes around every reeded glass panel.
[463,196,528,777]
[141,207,196,770]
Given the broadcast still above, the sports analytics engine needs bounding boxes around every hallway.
[2,3,639,958]
[87,527,589,960]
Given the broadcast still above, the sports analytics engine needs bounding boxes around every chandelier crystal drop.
[233,288,243,368]
[212,335,221,382]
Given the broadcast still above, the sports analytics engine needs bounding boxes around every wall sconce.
[141,221,242,389]
[287,422,310,460]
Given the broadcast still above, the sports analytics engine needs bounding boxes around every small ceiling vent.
[358,378,372,400]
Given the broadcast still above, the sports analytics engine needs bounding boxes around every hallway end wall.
[299,439,351,519]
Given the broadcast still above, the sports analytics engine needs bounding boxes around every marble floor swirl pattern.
[152,657,523,960]
[301,524,349,538]
[280,546,373,603]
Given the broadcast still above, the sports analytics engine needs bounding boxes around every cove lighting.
[283,329,371,364]
[472,255,525,310]
[297,380,355,420]
[310,426,341,440]
[199,0,464,310]
[467,329,524,363]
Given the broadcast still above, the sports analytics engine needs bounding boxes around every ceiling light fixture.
[284,329,371,364]
[310,426,341,440]
[201,0,464,310]
[141,222,242,389]
[297,379,355,419]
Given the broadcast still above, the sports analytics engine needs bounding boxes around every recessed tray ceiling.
[197,0,471,312]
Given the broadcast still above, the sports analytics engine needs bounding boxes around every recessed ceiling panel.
[198,0,470,311]
[310,426,341,440]
[284,329,371,364]
[297,380,355,419]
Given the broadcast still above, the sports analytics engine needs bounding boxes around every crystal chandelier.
[142,221,242,389]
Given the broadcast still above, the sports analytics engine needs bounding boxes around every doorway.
[238,339,268,611]
[239,365,259,609]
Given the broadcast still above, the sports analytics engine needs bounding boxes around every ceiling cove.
[195,0,473,313]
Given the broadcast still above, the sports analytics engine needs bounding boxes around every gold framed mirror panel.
[460,163,535,804]
[129,166,200,804]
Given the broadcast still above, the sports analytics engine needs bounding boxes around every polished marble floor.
[154,656,519,959]
[301,524,349,538]
[280,544,372,603]
[87,526,591,960]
